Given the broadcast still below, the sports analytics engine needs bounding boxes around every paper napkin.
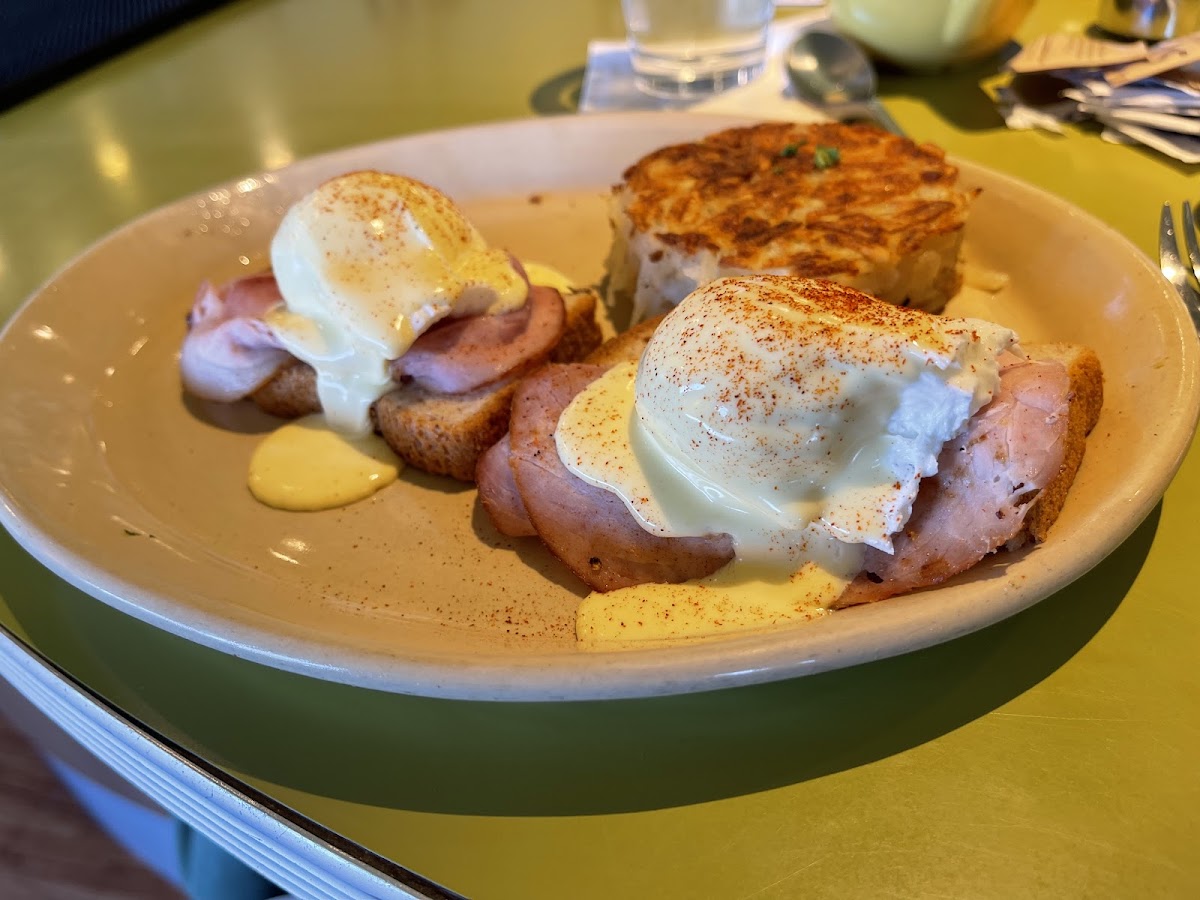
[991,30,1200,163]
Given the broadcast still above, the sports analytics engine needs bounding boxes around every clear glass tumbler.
[621,0,775,99]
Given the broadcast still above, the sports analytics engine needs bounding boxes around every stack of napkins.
[991,31,1200,163]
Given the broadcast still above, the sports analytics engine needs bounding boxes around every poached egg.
[265,170,528,435]
[246,169,572,511]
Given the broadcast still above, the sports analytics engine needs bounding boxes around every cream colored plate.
[1,113,1197,700]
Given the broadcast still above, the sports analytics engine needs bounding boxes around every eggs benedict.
[478,276,1103,645]
[265,171,528,434]
[179,171,604,496]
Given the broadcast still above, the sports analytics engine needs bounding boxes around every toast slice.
[582,314,662,366]
[251,288,603,481]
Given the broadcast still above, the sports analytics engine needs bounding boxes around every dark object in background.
[1097,0,1200,40]
[0,0,230,111]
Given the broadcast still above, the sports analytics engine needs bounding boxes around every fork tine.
[1183,201,1200,283]
[1159,203,1185,279]
[1159,203,1200,332]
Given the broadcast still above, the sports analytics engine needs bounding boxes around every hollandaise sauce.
[248,414,401,511]
[522,261,575,295]
[559,358,863,649]
[576,561,852,649]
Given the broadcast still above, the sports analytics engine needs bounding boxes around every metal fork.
[1159,202,1200,332]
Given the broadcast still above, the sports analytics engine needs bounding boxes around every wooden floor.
[0,710,182,899]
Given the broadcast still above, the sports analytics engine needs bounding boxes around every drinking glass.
[621,0,775,99]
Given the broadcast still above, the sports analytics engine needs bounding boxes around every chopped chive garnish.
[813,145,841,169]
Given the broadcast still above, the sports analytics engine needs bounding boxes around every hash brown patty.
[608,122,974,322]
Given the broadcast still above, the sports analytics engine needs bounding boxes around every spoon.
[786,29,906,136]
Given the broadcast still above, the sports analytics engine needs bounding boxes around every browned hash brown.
[607,122,975,322]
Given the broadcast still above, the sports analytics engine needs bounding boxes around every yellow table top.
[2,1,1199,897]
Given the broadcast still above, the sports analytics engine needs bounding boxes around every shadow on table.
[529,66,585,116]
[875,51,1012,133]
[529,48,1013,131]
[2,504,1156,817]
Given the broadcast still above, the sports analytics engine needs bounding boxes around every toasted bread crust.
[550,288,604,364]
[1018,343,1104,543]
[250,360,320,418]
[374,377,521,481]
[582,315,663,367]
[249,288,602,480]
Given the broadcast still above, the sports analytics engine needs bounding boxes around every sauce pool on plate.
[248,414,401,511]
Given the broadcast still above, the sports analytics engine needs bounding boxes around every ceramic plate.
[1,113,1197,700]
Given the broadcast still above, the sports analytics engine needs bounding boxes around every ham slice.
[834,357,1070,607]
[179,275,291,402]
[476,433,536,537]
[181,272,562,406]
[492,353,1071,601]
[508,364,735,592]
[392,284,565,394]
